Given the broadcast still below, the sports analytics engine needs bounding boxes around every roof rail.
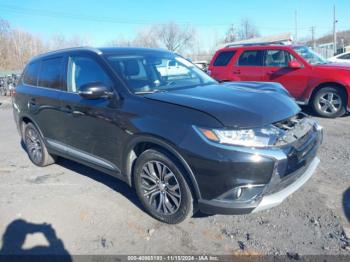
[225,41,287,48]
[221,32,293,49]
[29,46,102,63]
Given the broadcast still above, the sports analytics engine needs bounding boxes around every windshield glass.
[105,53,216,94]
[293,46,328,65]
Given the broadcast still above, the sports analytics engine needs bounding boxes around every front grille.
[273,113,313,146]
[263,113,321,196]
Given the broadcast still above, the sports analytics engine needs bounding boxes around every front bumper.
[252,156,319,213]
[197,120,323,215]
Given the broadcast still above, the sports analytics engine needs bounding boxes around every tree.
[108,22,195,54]
[0,18,11,69]
[156,22,195,53]
[133,27,159,48]
[49,34,91,50]
[224,24,236,43]
[237,18,260,40]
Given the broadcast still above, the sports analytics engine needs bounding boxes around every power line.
[0,3,321,30]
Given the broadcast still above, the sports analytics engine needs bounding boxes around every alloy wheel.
[25,127,43,164]
[140,161,181,215]
[317,92,342,114]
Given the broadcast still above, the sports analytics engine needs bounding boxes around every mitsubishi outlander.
[13,47,323,224]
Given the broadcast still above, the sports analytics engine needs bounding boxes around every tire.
[133,149,194,224]
[23,122,56,167]
[312,86,347,118]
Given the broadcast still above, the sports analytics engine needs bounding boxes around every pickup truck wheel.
[312,87,346,118]
[134,149,194,224]
[24,123,56,167]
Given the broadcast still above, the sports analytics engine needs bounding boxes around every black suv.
[13,47,323,224]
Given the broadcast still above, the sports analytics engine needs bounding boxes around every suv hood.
[315,62,350,71]
[144,82,300,129]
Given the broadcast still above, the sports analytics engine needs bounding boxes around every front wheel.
[312,87,347,118]
[134,149,194,224]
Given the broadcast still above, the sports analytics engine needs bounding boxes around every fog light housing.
[217,184,265,202]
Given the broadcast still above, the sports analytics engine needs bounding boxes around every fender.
[303,78,349,101]
[123,134,202,199]
[18,114,44,140]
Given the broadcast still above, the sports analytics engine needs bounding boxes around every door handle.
[266,71,275,76]
[28,98,36,106]
[233,70,241,74]
[28,98,38,111]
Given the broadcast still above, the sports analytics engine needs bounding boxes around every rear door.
[22,56,66,143]
[261,49,309,98]
[233,50,265,81]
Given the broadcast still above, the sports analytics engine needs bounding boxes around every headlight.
[196,125,282,147]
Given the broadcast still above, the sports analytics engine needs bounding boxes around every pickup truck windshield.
[293,46,328,65]
[106,54,216,94]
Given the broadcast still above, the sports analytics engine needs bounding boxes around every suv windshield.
[293,46,328,65]
[105,53,216,94]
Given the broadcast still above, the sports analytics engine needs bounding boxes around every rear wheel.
[23,122,56,167]
[134,149,194,224]
[312,86,347,118]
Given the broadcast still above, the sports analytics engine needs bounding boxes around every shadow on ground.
[0,219,71,261]
[57,157,144,210]
[343,187,350,223]
[20,140,213,220]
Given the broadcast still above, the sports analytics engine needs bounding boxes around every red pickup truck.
[208,44,350,118]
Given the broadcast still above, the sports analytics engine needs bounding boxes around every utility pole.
[294,10,298,43]
[333,5,338,55]
[311,26,316,49]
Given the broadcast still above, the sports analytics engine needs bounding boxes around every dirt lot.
[0,96,349,256]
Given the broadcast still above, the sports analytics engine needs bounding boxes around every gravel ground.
[0,97,349,256]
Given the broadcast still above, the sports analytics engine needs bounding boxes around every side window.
[339,53,350,60]
[67,56,112,93]
[23,61,40,86]
[213,51,235,66]
[237,50,264,66]
[38,57,64,89]
[265,50,293,67]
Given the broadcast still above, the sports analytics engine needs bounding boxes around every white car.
[156,60,190,78]
[328,52,350,63]
[193,61,208,71]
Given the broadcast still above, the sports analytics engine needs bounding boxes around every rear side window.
[38,57,64,89]
[213,51,235,66]
[237,50,264,66]
[23,61,40,86]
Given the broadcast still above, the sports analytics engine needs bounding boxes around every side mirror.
[288,60,302,69]
[78,82,113,100]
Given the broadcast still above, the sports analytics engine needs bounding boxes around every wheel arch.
[309,82,348,103]
[123,135,202,199]
[19,115,43,139]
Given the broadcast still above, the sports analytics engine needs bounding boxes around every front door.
[261,49,309,99]
[58,54,122,174]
